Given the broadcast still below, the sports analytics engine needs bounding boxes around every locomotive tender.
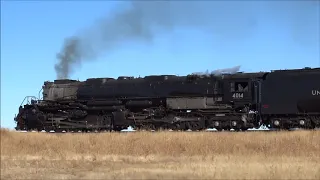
[14,67,320,132]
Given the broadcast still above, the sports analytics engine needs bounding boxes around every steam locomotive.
[14,67,320,132]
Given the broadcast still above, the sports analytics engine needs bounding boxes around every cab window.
[230,82,248,92]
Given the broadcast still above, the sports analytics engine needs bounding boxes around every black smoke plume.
[55,1,319,79]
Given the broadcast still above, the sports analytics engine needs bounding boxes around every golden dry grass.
[1,128,320,179]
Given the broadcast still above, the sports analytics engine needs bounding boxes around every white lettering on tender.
[312,90,320,96]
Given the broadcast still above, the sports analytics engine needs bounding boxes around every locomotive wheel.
[143,124,155,131]
[189,121,204,131]
[177,122,188,131]
[310,120,317,129]
[171,123,183,131]
[54,129,64,133]
[113,126,123,132]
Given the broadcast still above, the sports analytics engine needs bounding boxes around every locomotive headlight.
[214,121,220,127]
[273,120,280,126]
[231,121,237,126]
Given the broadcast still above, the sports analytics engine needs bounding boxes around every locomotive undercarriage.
[14,101,257,132]
[15,98,320,132]
[265,114,320,130]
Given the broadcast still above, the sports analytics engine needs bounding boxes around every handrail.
[19,96,39,107]
[38,87,43,100]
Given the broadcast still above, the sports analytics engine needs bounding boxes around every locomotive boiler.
[14,67,320,132]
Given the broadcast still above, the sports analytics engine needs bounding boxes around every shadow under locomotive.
[14,67,320,132]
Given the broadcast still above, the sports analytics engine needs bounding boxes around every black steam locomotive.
[14,67,320,132]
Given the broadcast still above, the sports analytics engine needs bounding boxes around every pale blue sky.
[1,1,319,129]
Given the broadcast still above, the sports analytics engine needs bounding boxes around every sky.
[1,0,319,129]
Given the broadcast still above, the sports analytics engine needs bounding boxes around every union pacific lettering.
[311,90,320,96]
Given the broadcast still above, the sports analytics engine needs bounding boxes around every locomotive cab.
[221,72,266,111]
[224,80,251,107]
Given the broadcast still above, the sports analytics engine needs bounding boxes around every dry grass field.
[1,128,320,179]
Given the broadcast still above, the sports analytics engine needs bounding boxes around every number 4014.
[232,93,243,99]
